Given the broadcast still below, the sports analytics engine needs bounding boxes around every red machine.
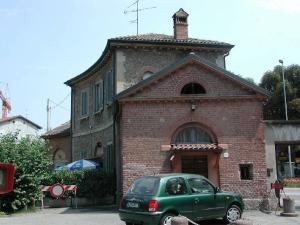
[0,90,11,119]
[0,163,15,195]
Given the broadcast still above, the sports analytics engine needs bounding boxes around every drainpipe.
[223,52,230,70]
[70,88,75,162]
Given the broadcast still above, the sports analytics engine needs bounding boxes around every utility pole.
[136,0,139,35]
[124,0,156,35]
[47,98,51,131]
[279,59,293,178]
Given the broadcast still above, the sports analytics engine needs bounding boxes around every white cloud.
[255,0,300,13]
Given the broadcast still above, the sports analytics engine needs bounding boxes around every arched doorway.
[53,148,68,169]
[171,124,221,185]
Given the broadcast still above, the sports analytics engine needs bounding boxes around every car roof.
[151,173,206,179]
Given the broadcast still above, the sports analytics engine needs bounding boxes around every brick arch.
[171,122,216,143]
[161,116,221,145]
[53,148,66,161]
[173,64,213,95]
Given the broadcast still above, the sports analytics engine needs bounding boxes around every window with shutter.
[80,89,88,117]
[104,71,113,105]
[94,80,103,113]
[103,143,114,173]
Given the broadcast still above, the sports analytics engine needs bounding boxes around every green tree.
[259,64,300,120]
[0,133,51,213]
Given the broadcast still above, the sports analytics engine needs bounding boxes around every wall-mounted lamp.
[191,101,197,111]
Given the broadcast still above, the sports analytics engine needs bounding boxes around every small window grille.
[174,127,212,144]
[181,83,206,95]
[239,164,253,180]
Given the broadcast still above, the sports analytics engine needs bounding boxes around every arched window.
[143,71,154,80]
[181,83,206,95]
[174,127,212,144]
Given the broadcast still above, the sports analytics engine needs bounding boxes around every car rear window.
[127,177,160,195]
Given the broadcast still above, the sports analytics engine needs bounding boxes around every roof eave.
[64,40,112,86]
[0,115,42,129]
[64,38,234,87]
[109,39,234,50]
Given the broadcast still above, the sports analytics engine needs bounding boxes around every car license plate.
[126,202,139,208]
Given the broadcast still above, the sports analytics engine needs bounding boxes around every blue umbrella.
[55,159,98,171]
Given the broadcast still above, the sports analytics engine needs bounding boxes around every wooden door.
[181,156,208,178]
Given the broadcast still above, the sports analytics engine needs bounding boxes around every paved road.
[0,208,299,225]
[0,208,124,225]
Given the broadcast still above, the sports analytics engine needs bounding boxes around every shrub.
[0,133,51,213]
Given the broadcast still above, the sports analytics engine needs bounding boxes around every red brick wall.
[174,24,188,39]
[119,63,267,202]
[47,136,71,165]
[133,64,252,98]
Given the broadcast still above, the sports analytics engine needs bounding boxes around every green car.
[119,173,244,225]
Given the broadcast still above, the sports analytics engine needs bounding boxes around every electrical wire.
[49,93,70,112]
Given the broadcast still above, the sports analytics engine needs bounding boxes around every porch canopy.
[170,143,223,153]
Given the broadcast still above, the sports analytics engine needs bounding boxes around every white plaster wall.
[265,123,300,184]
[0,118,40,138]
[116,50,126,94]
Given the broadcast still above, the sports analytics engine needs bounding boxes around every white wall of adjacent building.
[0,118,40,138]
[265,121,300,185]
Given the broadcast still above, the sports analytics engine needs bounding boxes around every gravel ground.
[0,208,299,225]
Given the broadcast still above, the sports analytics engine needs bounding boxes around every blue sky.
[1,0,300,131]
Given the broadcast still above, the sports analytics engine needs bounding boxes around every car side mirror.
[215,187,221,193]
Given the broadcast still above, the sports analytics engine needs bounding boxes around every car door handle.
[194,198,199,204]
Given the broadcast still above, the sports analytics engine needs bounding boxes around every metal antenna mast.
[124,0,156,35]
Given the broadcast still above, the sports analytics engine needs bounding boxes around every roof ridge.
[110,33,233,46]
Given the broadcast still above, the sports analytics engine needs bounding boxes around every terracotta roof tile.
[171,143,222,152]
[110,33,233,47]
[42,121,70,138]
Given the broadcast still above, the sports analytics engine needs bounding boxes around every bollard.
[171,216,188,225]
[280,197,299,217]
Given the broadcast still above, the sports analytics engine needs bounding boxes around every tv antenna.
[124,0,156,35]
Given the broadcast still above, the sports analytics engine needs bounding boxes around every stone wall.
[116,48,225,94]
[71,57,114,161]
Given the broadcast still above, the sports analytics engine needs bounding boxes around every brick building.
[42,122,71,169]
[65,9,270,207]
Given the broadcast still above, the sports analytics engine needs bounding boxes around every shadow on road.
[58,206,118,214]
[196,219,227,225]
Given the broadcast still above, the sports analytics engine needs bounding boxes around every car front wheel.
[224,204,241,223]
[160,213,176,225]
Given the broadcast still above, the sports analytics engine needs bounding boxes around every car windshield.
[127,177,160,195]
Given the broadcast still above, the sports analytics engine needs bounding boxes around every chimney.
[173,8,189,39]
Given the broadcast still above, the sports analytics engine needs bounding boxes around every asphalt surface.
[0,207,299,225]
